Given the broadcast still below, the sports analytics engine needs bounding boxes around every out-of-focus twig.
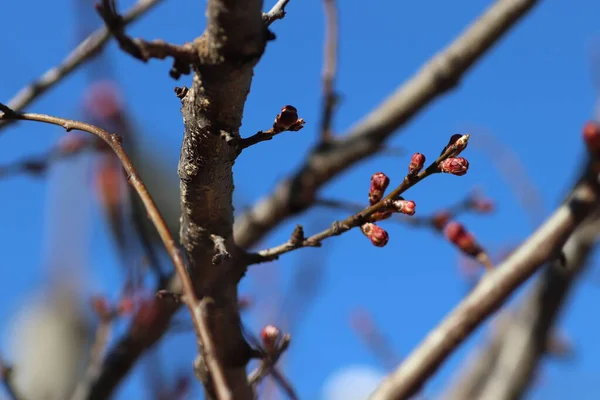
[350,308,401,371]
[319,0,339,142]
[0,104,232,400]
[0,0,164,132]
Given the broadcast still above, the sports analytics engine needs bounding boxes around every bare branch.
[263,0,292,26]
[0,104,232,400]
[234,0,540,252]
[96,0,198,79]
[0,0,164,132]
[368,173,600,399]
[319,0,339,141]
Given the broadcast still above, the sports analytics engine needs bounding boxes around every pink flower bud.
[583,121,600,153]
[408,153,426,176]
[444,221,492,270]
[117,297,135,315]
[361,223,389,247]
[260,324,281,352]
[274,105,305,132]
[391,199,416,215]
[91,296,112,320]
[439,157,469,176]
[369,172,390,204]
[471,197,494,213]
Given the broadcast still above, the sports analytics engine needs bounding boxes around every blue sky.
[1,0,600,399]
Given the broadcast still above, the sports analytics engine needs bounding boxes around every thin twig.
[0,104,232,400]
[319,0,339,141]
[248,136,469,263]
[70,316,114,400]
[368,173,600,399]
[263,0,292,26]
[248,335,291,387]
[0,0,164,132]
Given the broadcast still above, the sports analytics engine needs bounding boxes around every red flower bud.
[369,172,390,204]
[471,197,494,213]
[391,199,416,215]
[274,105,305,132]
[583,121,600,153]
[439,157,469,176]
[444,221,492,270]
[361,223,389,247]
[117,297,135,315]
[408,153,426,176]
[260,324,281,352]
[91,295,112,320]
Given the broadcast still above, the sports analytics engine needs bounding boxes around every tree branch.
[234,0,540,251]
[0,104,231,400]
[0,0,164,132]
[318,0,339,142]
[367,171,600,399]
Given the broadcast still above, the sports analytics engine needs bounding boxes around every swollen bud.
[260,324,281,353]
[444,221,493,270]
[391,199,416,215]
[583,121,600,153]
[408,153,426,176]
[369,172,390,204]
[361,223,389,247]
[274,105,305,132]
[439,157,469,176]
[440,134,470,157]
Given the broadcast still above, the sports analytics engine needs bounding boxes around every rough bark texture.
[176,0,267,398]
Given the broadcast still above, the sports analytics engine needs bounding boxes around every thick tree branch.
[0,0,164,132]
[234,0,540,250]
[367,172,600,399]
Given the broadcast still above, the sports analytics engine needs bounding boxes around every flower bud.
[361,223,389,247]
[583,121,600,153]
[391,199,416,215]
[471,197,494,213]
[369,172,390,204]
[444,221,492,270]
[439,157,469,176]
[370,210,393,222]
[274,105,305,132]
[91,296,112,321]
[260,324,281,352]
[440,134,469,157]
[408,153,426,176]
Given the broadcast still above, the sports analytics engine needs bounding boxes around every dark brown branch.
[0,0,164,132]
[234,0,539,252]
[368,172,600,399]
[319,0,339,141]
[96,0,198,79]
[0,104,231,400]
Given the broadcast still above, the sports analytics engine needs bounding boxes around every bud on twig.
[440,134,469,157]
[361,223,389,247]
[273,105,305,132]
[444,221,493,270]
[439,157,469,176]
[408,153,426,176]
[391,199,416,215]
[260,324,281,353]
[369,172,390,204]
[370,210,393,222]
[583,121,600,154]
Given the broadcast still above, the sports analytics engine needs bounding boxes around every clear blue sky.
[1,0,600,399]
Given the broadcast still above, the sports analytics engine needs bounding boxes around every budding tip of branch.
[439,157,469,176]
[361,222,389,247]
[369,172,390,204]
